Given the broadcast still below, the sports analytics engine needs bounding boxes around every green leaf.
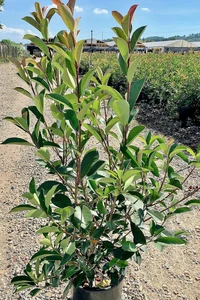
[122,169,141,182]
[9,205,36,213]
[36,147,50,162]
[87,160,105,176]
[46,7,57,21]
[113,37,129,62]
[83,124,102,143]
[30,250,62,262]
[23,34,50,57]
[80,149,99,178]
[112,100,130,126]
[25,209,46,218]
[97,201,107,215]
[30,289,42,297]
[48,93,73,109]
[77,102,91,121]
[39,238,51,246]
[185,199,200,206]
[22,16,40,31]
[11,275,35,285]
[130,26,146,51]
[79,69,96,96]
[155,237,187,245]
[121,14,130,37]
[112,27,127,40]
[130,222,146,245]
[118,54,127,75]
[32,77,50,91]
[52,194,72,208]
[36,226,60,234]
[58,4,74,31]
[74,40,84,64]
[127,58,140,84]
[45,185,58,209]
[14,87,32,99]
[33,93,45,115]
[99,85,123,100]
[105,117,119,134]
[40,18,49,40]
[63,69,76,89]
[147,209,164,222]
[129,78,145,111]
[127,126,145,145]
[173,207,191,214]
[74,205,93,228]
[2,138,34,147]
[122,241,137,252]
[66,242,75,255]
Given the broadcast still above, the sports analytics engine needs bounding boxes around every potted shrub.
[2,0,200,299]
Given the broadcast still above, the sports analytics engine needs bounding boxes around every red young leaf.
[112,11,124,25]
[52,0,63,5]
[42,6,48,15]
[128,5,138,24]
[67,0,76,14]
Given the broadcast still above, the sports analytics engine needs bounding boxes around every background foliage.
[80,52,200,116]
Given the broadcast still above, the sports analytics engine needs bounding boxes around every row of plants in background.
[80,52,200,117]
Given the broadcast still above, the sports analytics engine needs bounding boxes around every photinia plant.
[2,0,200,298]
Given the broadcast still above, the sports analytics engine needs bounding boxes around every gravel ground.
[0,63,200,300]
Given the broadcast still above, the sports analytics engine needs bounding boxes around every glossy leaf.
[112,10,123,25]
[130,26,146,51]
[112,100,130,126]
[23,34,50,57]
[130,222,146,245]
[74,205,93,228]
[129,78,145,111]
[80,149,99,178]
[155,237,187,245]
[113,37,129,62]
[9,205,36,213]
[74,40,84,64]
[36,147,50,162]
[112,27,127,40]
[2,138,34,147]
[48,93,73,108]
[79,69,96,96]
[127,58,140,84]
[22,16,40,31]
[127,125,145,145]
[58,5,74,31]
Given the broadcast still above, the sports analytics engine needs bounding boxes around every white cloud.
[0,6,4,11]
[75,5,83,13]
[93,8,108,15]
[46,4,83,13]
[0,25,37,43]
[47,4,57,10]
[141,8,150,12]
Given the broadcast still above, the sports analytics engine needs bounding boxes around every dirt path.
[0,63,200,300]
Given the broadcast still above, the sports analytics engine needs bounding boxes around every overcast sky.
[1,0,200,43]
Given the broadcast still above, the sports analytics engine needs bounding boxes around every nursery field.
[0,63,200,300]
[81,52,200,115]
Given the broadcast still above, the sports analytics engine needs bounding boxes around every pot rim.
[74,275,124,292]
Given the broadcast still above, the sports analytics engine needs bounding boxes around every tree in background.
[0,0,4,29]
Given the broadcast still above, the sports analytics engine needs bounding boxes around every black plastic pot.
[72,278,124,300]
